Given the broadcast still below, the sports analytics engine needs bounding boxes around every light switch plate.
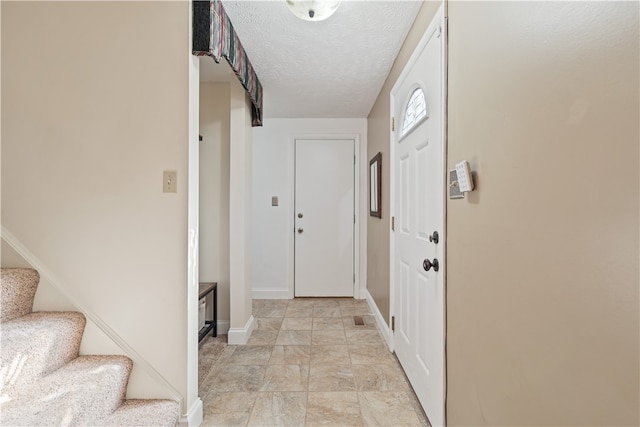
[163,171,177,193]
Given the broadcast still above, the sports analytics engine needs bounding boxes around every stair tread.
[1,311,86,395]
[1,355,132,426]
[1,268,40,322]
[99,399,180,427]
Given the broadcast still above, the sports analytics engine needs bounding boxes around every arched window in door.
[401,87,428,137]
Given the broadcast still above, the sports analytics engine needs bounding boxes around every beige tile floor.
[199,298,430,427]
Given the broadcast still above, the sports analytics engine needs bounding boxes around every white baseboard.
[363,289,392,350]
[179,397,203,427]
[216,320,230,335]
[227,315,255,345]
[252,289,291,299]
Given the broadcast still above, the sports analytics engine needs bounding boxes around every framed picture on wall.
[370,152,382,218]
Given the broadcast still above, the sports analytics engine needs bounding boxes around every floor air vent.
[353,315,365,326]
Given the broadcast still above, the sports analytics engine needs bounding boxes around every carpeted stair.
[0,268,180,426]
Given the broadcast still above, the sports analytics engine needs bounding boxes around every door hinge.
[354,214,356,224]
[391,216,395,231]
[391,117,395,132]
[353,273,355,283]
[354,155,356,165]
[391,316,395,332]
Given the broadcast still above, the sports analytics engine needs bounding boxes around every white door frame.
[287,134,362,299]
[389,2,448,423]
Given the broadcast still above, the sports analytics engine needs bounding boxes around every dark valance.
[193,0,263,127]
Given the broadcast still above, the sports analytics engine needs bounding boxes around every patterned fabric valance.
[193,0,263,127]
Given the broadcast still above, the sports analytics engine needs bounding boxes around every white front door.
[295,139,354,297]
[391,5,446,426]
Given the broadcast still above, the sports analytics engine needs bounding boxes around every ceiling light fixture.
[285,0,342,22]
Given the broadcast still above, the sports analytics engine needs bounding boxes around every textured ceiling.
[221,0,422,118]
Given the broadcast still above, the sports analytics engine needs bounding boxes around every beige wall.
[2,0,191,409]
[368,0,638,424]
[446,2,639,425]
[367,1,441,323]
[228,77,254,342]
[198,78,254,342]
[1,239,75,312]
[2,240,31,269]
[199,82,231,326]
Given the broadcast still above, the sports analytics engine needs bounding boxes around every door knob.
[428,231,439,244]
[298,213,304,218]
[423,258,439,272]
[297,228,304,234]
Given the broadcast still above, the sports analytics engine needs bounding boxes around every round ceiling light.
[285,0,342,22]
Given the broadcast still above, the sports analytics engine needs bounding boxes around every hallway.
[199,298,430,426]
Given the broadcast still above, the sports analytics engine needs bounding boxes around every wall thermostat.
[455,160,474,192]
[450,160,475,199]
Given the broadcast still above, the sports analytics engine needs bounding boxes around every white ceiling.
[219,0,423,119]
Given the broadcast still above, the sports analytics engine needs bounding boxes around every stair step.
[0,355,132,426]
[1,311,86,396]
[1,268,40,322]
[99,399,180,426]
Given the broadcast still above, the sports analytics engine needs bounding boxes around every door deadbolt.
[298,213,304,219]
[423,258,439,272]
[429,231,439,244]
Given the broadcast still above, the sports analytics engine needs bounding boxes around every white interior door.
[392,6,446,427]
[295,139,354,297]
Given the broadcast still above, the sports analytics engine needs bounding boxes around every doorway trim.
[186,46,203,425]
[388,2,448,424]
[286,134,362,300]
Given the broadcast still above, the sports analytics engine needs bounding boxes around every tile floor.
[199,298,430,427]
